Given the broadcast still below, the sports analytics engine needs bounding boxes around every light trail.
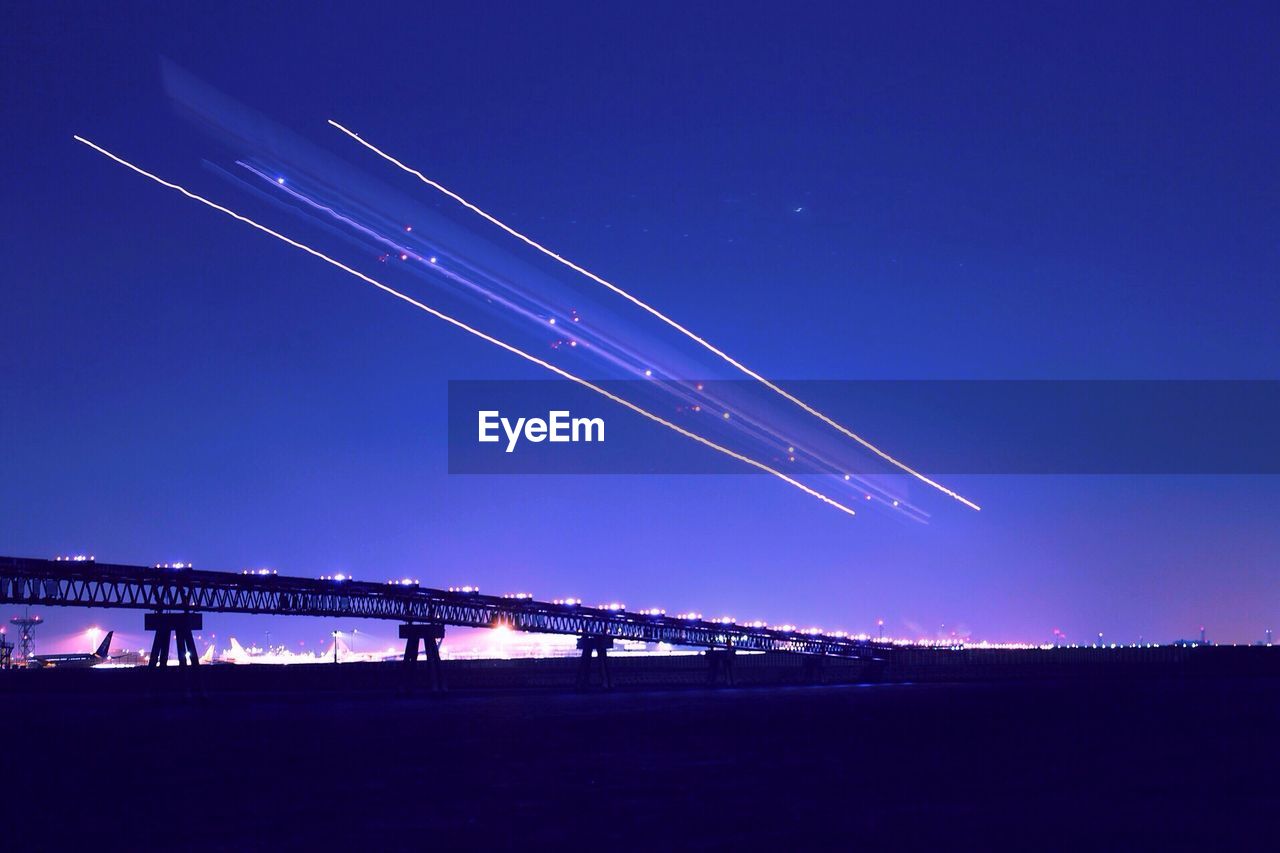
[235,156,928,520]
[75,135,859,518]
[328,120,980,512]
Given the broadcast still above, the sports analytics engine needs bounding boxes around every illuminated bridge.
[0,556,884,688]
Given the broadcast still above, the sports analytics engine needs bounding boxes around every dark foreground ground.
[6,669,1278,850]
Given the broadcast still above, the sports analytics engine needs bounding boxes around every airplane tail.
[95,631,114,658]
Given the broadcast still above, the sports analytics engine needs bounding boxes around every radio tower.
[10,609,44,664]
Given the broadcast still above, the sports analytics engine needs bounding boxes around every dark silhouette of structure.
[145,612,202,667]
[400,623,446,691]
[9,610,43,664]
[576,635,614,689]
[0,555,885,690]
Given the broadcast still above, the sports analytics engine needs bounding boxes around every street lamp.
[331,630,340,664]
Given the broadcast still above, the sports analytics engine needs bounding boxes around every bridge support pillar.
[145,612,203,668]
[400,623,446,692]
[801,653,827,684]
[706,647,736,686]
[576,636,613,690]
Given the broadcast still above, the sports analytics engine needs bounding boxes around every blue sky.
[3,1,1278,650]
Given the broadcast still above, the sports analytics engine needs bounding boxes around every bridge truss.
[0,556,883,661]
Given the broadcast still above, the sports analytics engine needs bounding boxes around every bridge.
[0,556,884,688]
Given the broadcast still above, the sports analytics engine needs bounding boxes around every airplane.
[28,631,113,669]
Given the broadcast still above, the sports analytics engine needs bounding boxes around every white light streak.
[76,135,858,518]
[329,120,980,512]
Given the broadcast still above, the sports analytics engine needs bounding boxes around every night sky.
[3,1,1278,654]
